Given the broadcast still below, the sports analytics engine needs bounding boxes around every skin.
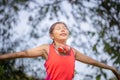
[0,23,120,80]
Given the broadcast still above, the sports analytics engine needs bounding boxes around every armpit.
[41,49,48,59]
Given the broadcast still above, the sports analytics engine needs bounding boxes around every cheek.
[53,30,60,35]
[52,32,59,38]
[66,31,69,36]
[55,34,60,38]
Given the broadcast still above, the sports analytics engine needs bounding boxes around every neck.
[53,40,67,46]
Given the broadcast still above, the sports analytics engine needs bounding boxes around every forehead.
[54,23,66,28]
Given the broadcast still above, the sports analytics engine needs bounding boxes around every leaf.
[93,44,97,51]
[0,66,5,75]
[99,30,104,38]
[96,74,101,80]
[13,5,19,11]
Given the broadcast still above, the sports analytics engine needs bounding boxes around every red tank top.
[44,44,75,80]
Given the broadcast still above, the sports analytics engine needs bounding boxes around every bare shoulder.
[38,44,49,59]
[71,47,83,57]
[72,47,83,54]
[71,47,77,54]
[27,44,50,59]
[27,44,49,54]
[38,44,49,52]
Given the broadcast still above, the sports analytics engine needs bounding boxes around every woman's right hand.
[0,44,49,60]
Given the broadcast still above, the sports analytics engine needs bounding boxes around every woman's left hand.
[111,67,120,80]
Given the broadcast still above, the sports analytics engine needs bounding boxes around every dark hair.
[49,22,69,34]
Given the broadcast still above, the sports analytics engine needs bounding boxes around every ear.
[50,34,54,39]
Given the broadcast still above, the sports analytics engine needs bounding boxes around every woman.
[0,22,120,80]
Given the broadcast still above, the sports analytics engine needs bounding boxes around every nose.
[61,29,65,32]
[61,28,66,32]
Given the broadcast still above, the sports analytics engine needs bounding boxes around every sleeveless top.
[44,44,75,80]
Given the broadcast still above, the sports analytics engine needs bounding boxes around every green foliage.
[0,0,120,80]
[0,66,5,76]
[0,63,36,80]
[91,0,120,65]
[96,74,101,80]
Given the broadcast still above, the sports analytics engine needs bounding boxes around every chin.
[58,36,68,41]
[60,38,67,41]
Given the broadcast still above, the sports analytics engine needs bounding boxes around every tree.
[0,0,119,80]
[0,0,36,80]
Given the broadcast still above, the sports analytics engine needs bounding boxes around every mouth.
[60,33,67,36]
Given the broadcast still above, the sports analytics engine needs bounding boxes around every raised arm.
[74,48,120,80]
[0,44,49,60]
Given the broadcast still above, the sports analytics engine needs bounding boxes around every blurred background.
[0,0,120,80]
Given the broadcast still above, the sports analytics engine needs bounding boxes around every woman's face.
[50,23,69,42]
